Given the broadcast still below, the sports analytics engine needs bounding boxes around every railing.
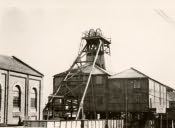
[24,119,124,128]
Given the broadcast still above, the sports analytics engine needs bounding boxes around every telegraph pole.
[160,114,162,128]
[166,89,168,128]
[125,81,128,128]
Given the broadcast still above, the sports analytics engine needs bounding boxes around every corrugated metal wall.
[149,79,167,109]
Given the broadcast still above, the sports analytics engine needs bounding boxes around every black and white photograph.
[0,0,175,128]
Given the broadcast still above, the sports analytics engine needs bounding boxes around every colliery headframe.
[43,29,175,128]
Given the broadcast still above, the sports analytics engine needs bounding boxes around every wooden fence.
[24,119,124,128]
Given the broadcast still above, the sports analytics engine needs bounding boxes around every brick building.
[0,55,43,125]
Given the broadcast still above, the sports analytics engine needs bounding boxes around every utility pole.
[172,120,174,128]
[166,89,168,128]
[166,112,168,128]
[160,114,162,128]
[125,81,128,128]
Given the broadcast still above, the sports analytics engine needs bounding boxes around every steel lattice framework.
[44,29,111,120]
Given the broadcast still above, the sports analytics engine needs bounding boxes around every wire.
[154,9,175,24]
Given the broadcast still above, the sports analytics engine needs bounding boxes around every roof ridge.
[109,67,147,79]
[112,67,132,76]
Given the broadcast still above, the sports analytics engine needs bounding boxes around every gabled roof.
[109,67,175,90]
[82,64,112,75]
[0,55,43,77]
[54,64,112,77]
[109,68,146,79]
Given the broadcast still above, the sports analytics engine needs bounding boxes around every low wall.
[24,119,124,128]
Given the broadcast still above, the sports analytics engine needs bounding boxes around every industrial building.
[43,29,175,128]
[0,55,43,126]
[109,68,175,127]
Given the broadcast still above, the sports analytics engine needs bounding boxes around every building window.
[133,80,141,88]
[13,85,21,109]
[31,88,37,109]
[135,94,140,103]
[95,76,103,86]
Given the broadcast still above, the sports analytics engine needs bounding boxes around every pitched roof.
[109,68,146,79]
[82,64,112,75]
[54,64,111,77]
[109,67,175,90]
[0,55,43,77]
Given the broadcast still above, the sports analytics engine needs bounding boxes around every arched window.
[13,85,21,109]
[31,88,37,109]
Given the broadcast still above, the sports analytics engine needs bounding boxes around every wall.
[166,89,175,108]
[0,69,43,125]
[53,76,64,94]
[51,74,108,118]
[8,72,26,124]
[85,75,108,112]
[24,119,124,128]
[108,78,149,112]
[0,69,7,124]
[28,75,42,121]
[149,79,167,109]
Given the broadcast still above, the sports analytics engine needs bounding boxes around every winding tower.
[44,29,111,120]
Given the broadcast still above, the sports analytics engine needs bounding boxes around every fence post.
[105,120,108,128]
[81,120,84,128]
[172,120,174,128]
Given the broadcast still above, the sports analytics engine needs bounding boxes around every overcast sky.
[0,0,175,105]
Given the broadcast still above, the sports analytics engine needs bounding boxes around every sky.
[0,0,175,105]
